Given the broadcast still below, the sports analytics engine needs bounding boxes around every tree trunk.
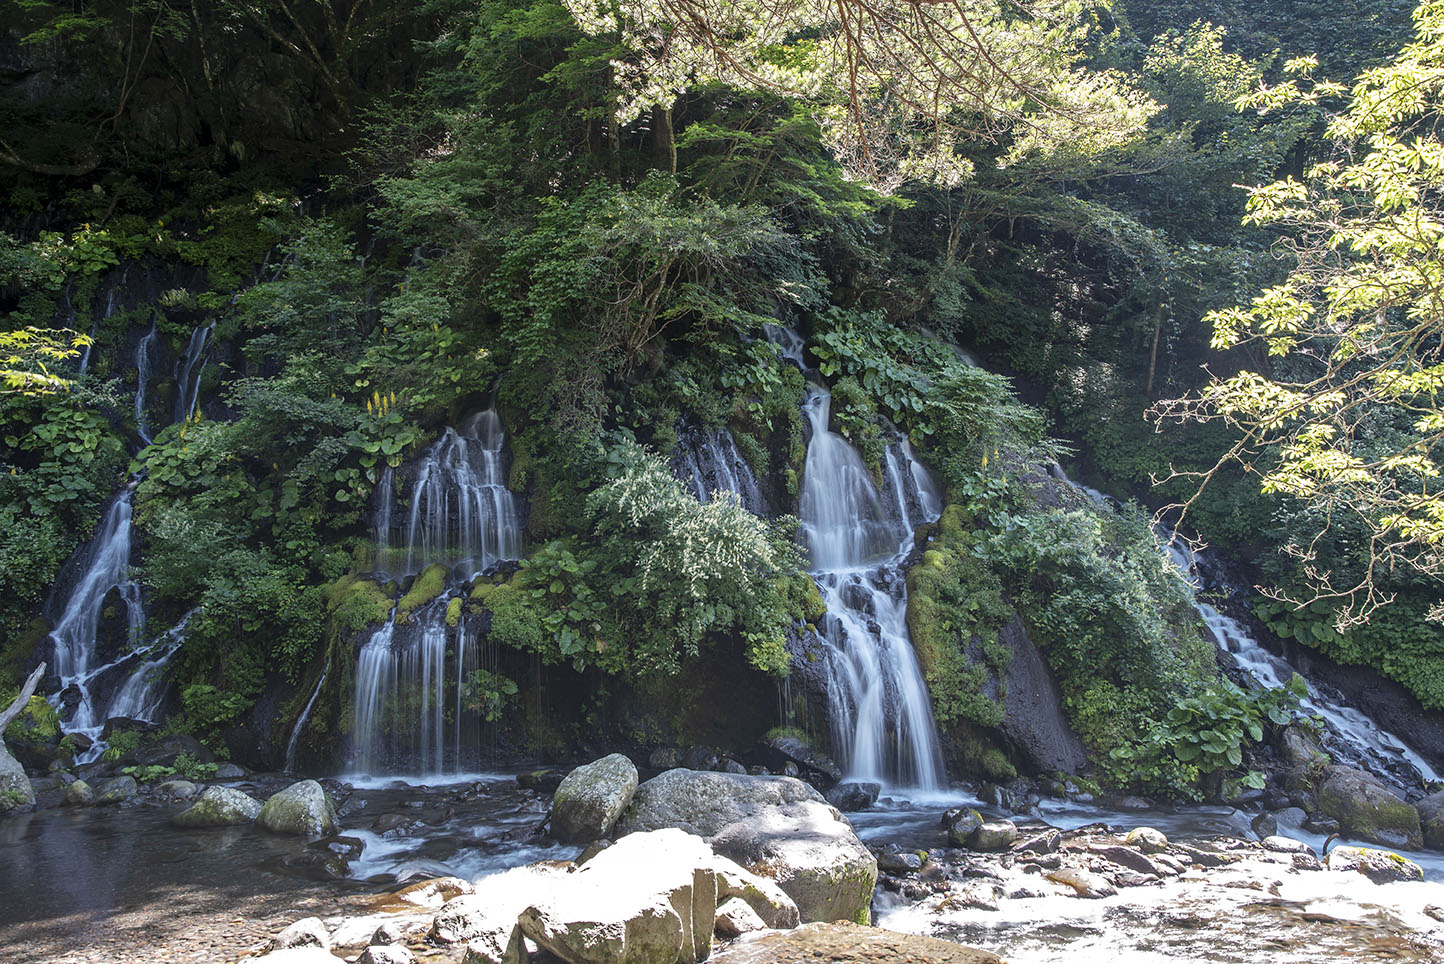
[652,101,676,174]
[0,663,46,734]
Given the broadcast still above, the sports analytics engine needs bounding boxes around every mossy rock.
[396,563,449,624]
[1317,765,1422,850]
[326,575,392,632]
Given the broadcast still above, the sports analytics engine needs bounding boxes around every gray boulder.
[94,775,138,805]
[1124,827,1168,853]
[432,862,572,948]
[172,786,263,827]
[714,897,766,938]
[551,754,638,844]
[824,782,880,812]
[968,821,1017,852]
[1,744,35,814]
[270,917,329,951]
[1045,866,1117,899]
[257,780,339,837]
[1278,725,1328,767]
[517,828,719,964]
[617,769,876,924]
[155,779,199,802]
[357,947,413,964]
[1325,845,1424,883]
[758,735,842,785]
[63,779,95,806]
[993,615,1089,773]
[1416,790,1444,850]
[943,808,983,847]
[1316,766,1422,850]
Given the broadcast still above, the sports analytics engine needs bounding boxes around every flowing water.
[671,421,769,516]
[350,410,524,777]
[133,321,159,443]
[394,410,521,579]
[762,324,807,368]
[1164,538,1443,787]
[173,322,214,423]
[1054,468,1441,789]
[283,653,332,774]
[799,386,946,789]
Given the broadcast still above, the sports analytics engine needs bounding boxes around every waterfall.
[401,410,521,579]
[1165,538,1443,786]
[173,322,215,423]
[134,321,159,444]
[350,409,523,776]
[49,491,145,724]
[1055,467,1442,788]
[799,386,946,789]
[372,465,394,573]
[671,422,769,516]
[763,324,807,369]
[284,653,332,773]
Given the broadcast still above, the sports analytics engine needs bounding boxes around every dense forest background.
[2,0,1438,798]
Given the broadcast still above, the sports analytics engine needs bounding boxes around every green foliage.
[171,751,218,782]
[462,670,519,721]
[396,564,448,624]
[122,764,176,784]
[101,730,141,763]
[1109,676,1306,799]
[907,506,1014,728]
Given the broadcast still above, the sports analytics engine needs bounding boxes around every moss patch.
[326,575,392,632]
[396,563,448,624]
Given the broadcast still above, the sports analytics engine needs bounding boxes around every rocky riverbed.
[3,765,1444,964]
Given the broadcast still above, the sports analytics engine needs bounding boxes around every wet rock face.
[550,754,638,844]
[1315,766,1422,850]
[0,744,33,813]
[993,615,1088,774]
[1416,791,1444,850]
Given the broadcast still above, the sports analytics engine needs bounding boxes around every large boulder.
[0,744,33,814]
[1278,725,1328,768]
[1316,766,1422,850]
[1416,790,1444,851]
[617,769,876,924]
[551,754,638,844]
[431,862,572,948]
[172,786,263,827]
[1325,845,1425,883]
[94,775,138,805]
[824,782,880,813]
[756,735,842,787]
[257,780,339,837]
[518,829,719,964]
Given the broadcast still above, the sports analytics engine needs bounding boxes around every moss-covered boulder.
[0,744,33,813]
[172,786,263,827]
[257,780,339,836]
[1316,766,1422,850]
[1325,845,1425,883]
[550,753,638,843]
[94,775,139,805]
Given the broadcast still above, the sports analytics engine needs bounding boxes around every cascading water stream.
[350,410,523,776]
[1165,537,1443,786]
[284,653,332,773]
[134,321,159,443]
[799,386,946,789]
[400,410,521,579]
[1054,467,1442,787]
[173,322,215,423]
